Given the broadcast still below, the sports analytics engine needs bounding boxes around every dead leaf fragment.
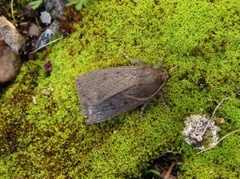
[0,16,26,53]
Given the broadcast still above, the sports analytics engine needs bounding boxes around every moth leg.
[158,90,170,111]
[119,50,147,66]
[140,103,148,120]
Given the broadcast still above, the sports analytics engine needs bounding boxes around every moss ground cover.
[0,0,240,178]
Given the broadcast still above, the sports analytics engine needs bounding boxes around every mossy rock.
[1,0,240,178]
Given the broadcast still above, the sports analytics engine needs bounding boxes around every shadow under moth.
[75,51,169,124]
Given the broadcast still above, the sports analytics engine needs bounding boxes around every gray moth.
[75,53,169,124]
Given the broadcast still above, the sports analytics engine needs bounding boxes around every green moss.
[0,0,240,178]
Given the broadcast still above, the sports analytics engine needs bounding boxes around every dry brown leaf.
[0,16,25,54]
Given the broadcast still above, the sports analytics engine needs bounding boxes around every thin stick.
[11,0,17,25]
[164,162,176,179]
[35,17,40,27]
[201,97,230,136]
[29,36,63,54]
[197,129,240,154]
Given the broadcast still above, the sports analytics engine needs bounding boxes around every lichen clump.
[183,114,219,149]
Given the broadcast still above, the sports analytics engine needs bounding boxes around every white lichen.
[182,114,219,150]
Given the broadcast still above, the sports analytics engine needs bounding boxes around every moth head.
[158,70,170,82]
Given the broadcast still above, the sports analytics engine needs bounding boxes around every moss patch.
[0,0,240,178]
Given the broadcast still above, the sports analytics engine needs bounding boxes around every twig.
[164,162,176,179]
[197,129,240,154]
[29,36,63,54]
[35,17,40,27]
[201,97,230,136]
[11,0,17,25]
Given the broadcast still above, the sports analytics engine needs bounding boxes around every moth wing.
[75,66,142,104]
[84,88,147,124]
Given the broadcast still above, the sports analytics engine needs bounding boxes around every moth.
[75,51,169,124]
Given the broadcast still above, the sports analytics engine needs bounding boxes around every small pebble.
[40,11,51,24]
[29,23,40,37]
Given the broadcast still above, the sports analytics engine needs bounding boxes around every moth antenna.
[125,79,168,101]
[119,49,147,66]
[169,65,178,74]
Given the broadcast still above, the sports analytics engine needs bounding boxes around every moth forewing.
[76,66,144,105]
[75,63,169,124]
